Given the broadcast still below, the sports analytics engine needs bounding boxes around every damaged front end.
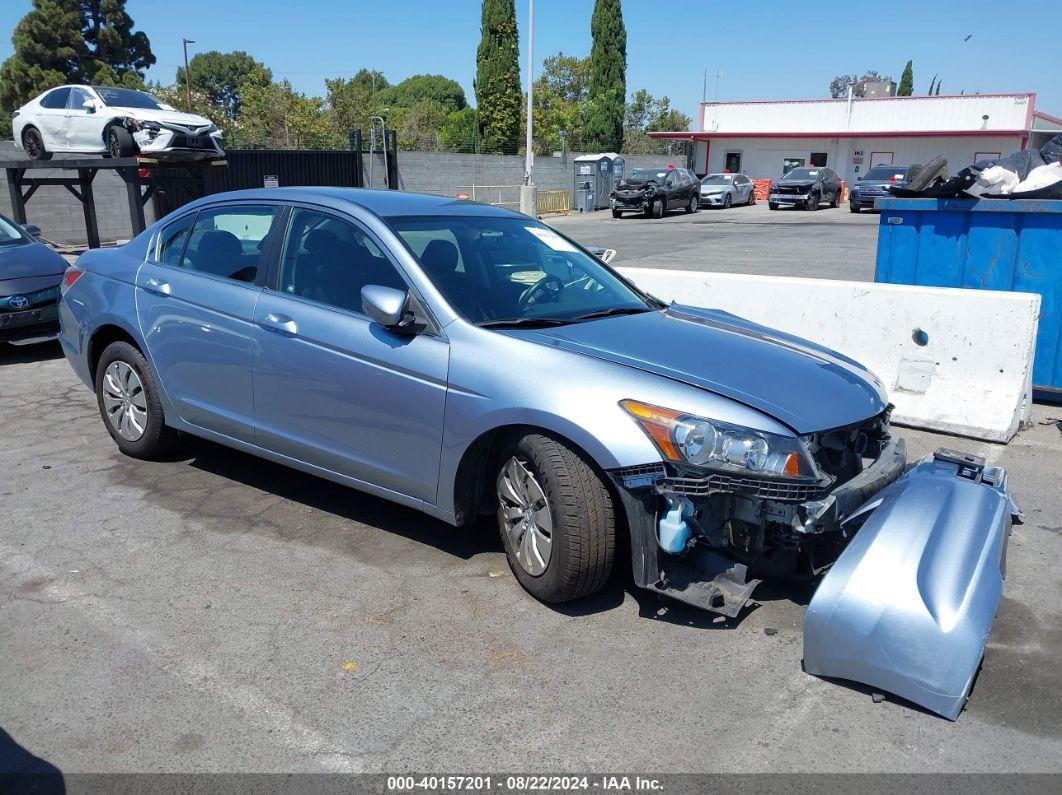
[611,407,1016,719]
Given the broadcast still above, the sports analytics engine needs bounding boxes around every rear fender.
[803,449,1019,720]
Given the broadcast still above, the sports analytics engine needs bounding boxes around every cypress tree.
[584,0,626,151]
[474,0,521,154]
[80,0,156,82]
[898,60,914,96]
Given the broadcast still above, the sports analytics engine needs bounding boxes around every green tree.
[239,79,342,150]
[79,0,154,83]
[176,51,272,119]
[623,89,690,155]
[898,60,913,96]
[326,74,374,140]
[0,0,154,119]
[474,0,521,154]
[0,0,88,116]
[521,52,589,154]
[584,0,626,151]
[439,107,478,152]
[378,74,467,113]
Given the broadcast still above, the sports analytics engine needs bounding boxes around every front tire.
[21,127,52,160]
[95,341,179,459]
[769,202,779,210]
[105,124,137,158]
[722,193,732,209]
[806,192,819,211]
[495,433,615,603]
[849,204,860,213]
[612,209,622,218]
[650,198,664,219]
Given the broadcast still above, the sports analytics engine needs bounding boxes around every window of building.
[810,152,828,167]
[724,151,742,173]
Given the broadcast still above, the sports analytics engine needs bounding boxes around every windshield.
[783,168,819,180]
[92,87,171,110]
[0,214,27,246]
[701,174,735,185]
[625,170,666,185]
[388,216,653,326]
[863,166,908,180]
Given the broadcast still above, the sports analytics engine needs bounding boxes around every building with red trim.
[650,93,1062,181]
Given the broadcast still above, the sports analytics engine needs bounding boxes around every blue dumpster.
[875,197,1062,394]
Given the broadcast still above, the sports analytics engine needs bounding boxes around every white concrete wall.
[618,269,1040,443]
[703,134,1024,184]
[700,94,1032,135]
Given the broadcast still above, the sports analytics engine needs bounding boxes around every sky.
[2,0,1061,123]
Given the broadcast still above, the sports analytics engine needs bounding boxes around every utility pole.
[702,68,707,103]
[182,39,195,110]
[520,0,537,217]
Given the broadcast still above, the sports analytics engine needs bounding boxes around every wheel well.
[20,125,39,140]
[451,424,612,526]
[87,325,140,381]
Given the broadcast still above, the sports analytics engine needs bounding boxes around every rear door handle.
[144,277,171,296]
[259,313,298,336]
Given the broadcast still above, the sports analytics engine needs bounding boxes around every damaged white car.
[12,85,224,161]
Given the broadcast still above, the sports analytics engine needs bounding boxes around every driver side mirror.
[22,224,42,237]
[362,284,413,331]
[82,99,98,113]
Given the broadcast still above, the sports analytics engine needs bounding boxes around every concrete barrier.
[619,268,1040,442]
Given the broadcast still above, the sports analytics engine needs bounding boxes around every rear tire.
[830,189,840,208]
[495,433,615,603]
[849,204,860,213]
[95,341,179,459]
[748,190,756,206]
[21,127,51,160]
[769,202,779,210]
[105,124,137,158]
[685,194,697,214]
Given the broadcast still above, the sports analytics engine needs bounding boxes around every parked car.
[12,85,224,161]
[59,188,1014,720]
[768,166,842,210]
[0,212,68,345]
[849,164,922,212]
[610,167,700,218]
[699,173,756,208]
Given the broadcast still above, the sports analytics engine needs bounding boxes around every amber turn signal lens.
[782,452,801,477]
[619,400,683,461]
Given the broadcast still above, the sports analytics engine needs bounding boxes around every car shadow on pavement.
[0,726,65,793]
[0,340,64,366]
[149,435,503,563]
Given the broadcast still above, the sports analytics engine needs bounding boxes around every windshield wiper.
[570,306,655,322]
[477,317,575,329]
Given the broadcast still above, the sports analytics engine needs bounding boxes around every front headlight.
[620,399,818,479]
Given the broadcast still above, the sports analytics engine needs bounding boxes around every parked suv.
[849,164,922,212]
[769,167,842,210]
[611,167,700,218]
[699,173,756,208]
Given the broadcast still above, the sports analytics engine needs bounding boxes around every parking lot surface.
[2,210,1062,776]
[550,202,881,281]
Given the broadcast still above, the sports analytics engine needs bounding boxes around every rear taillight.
[61,266,85,294]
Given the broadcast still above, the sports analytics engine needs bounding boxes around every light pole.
[371,114,388,188]
[182,38,195,110]
[520,0,537,216]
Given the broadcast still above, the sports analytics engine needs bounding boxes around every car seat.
[419,239,476,317]
[193,230,246,279]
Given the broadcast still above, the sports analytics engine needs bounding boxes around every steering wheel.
[517,274,565,311]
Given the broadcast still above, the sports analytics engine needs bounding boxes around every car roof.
[176,186,526,220]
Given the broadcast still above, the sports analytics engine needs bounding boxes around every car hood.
[517,306,888,433]
[776,179,816,188]
[616,182,659,191]
[0,240,68,284]
[110,106,214,128]
[856,180,906,189]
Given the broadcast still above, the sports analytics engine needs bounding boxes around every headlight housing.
[620,399,820,479]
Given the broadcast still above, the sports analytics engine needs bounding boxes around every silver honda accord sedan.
[59,187,1015,719]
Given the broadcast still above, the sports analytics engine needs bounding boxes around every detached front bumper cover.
[803,448,1019,720]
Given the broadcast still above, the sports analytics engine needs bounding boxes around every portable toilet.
[574,154,615,210]
[604,153,626,194]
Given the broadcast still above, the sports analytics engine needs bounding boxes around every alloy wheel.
[102,361,148,441]
[108,129,122,158]
[23,129,43,158]
[497,456,553,576]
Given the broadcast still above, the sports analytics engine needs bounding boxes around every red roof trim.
[1034,109,1062,126]
[649,130,1030,140]
[698,92,1035,110]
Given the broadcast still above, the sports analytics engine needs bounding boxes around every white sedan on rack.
[12,85,224,161]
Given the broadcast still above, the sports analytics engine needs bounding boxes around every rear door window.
[40,88,70,109]
[156,213,196,266]
[179,205,281,283]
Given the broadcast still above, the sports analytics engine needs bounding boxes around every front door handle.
[259,313,298,336]
[144,277,171,296]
